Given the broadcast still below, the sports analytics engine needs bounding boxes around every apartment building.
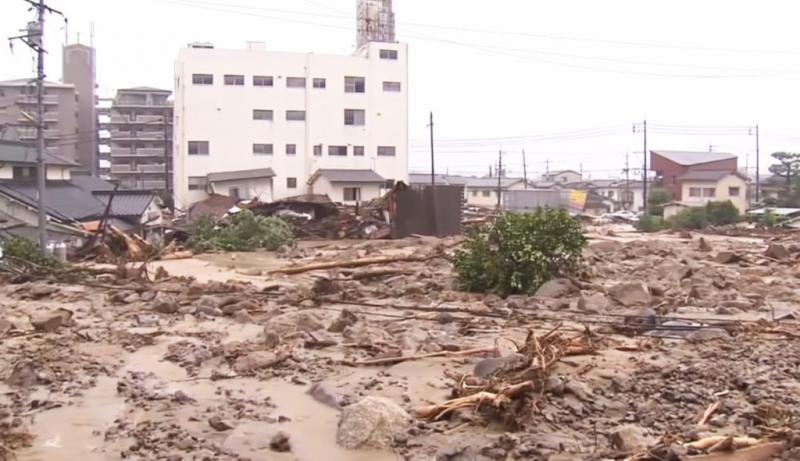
[0,79,78,162]
[173,38,408,207]
[109,87,173,192]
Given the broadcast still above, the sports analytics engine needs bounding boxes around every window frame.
[313,145,322,156]
[224,74,245,86]
[286,110,306,121]
[286,77,306,88]
[328,145,348,156]
[343,187,362,202]
[382,81,401,92]
[689,187,702,197]
[252,143,274,155]
[344,109,366,126]
[728,186,740,197]
[286,144,297,156]
[379,49,399,60]
[377,146,396,157]
[252,75,274,87]
[312,78,327,89]
[353,146,365,157]
[344,76,366,93]
[287,177,298,189]
[252,109,273,121]
[481,190,491,197]
[192,73,214,85]
[188,140,209,156]
[702,187,716,198]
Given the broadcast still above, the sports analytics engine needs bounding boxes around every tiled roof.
[313,169,385,183]
[207,168,275,183]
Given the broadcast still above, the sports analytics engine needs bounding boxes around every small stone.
[233,351,282,373]
[295,313,324,333]
[140,291,157,302]
[153,298,179,314]
[577,292,608,312]
[715,252,741,264]
[208,416,234,432]
[686,327,730,343]
[336,396,410,449]
[610,425,653,452]
[30,308,73,332]
[698,237,713,252]
[123,293,141,304]
[534,278,577,298]
[263,330,280,348]
[136,314,159,327]
[233,310,254,324]
[222,300,258,316]
[610,282,652,306]
[765,244,790,260]
[269,431,291,452]
[196,306,222,317]
[29,284,58,299]
[178,305,197,315]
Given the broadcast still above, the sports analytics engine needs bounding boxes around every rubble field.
[1,229,799,461]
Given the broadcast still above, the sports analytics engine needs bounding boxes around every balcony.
[137,163,166,173]
[110,130,133,139]
[135,115,165,123]
[110,164,133,174]
[141,180,167,189]
[17,95,59,105]
[110,114,130,124]
[110,147,134,157]
[136,131,165,140]
[137,147,166,157]
[43,112,60,122]
[16,128,60,140]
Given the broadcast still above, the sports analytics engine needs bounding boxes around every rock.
[269,431,291,452]
[589,241,621,253]
[233,310,254,324]
[544,376,565,396]
[686,327,730,343]
[720,299,753,310]
[0,319,13,337]
[715,305,740,315]
[29,284,58,299]
[263,329,281,348]
[609,282,652,306]
[6,361,52,387]
[336,396,410,449]
[178,305,197,315]
[715,252,741,264]
[30,308,73,332]
[295,313,325,333]
[698,237,713,252]
[152,298,179,314]
[765,244,790,260]
[473,354,527,379]
[233,351,282,373]
[136,314,159,327]
[216,296,239,308]
[196,305,222,317]
[610,425,653,452]
[328,309,359,333]
[564,379,592,401]
[577,292,608,312]
[267,312,324,335]
[308,382,342,410]
[625,307,658,332]
[237,267,264,276]
[140,291,157,302]
[534,278,577,298]
[208,416,234,431]
[222,300,258,316]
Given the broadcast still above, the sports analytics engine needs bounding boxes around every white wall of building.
[681,175,748,213]
[309,176,382,204]
[208,178,273,202]
[0,164,72,181]
[173,42,408,208]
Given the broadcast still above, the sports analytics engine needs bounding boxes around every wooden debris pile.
[414,327,597,429]
[623,435,787,461]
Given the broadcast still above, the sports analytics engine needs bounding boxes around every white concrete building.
[173,39,408,208]
[679,171,748,213]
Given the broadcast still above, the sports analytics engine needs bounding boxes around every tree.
[768,152,800,198]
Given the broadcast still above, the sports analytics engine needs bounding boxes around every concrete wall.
[465,187,499,207]
[208,177,273,202]
[309,176,382,204]
[62,44,97,174]
[173,41,408,208]
[681,174,748,213]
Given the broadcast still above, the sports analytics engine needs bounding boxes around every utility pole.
[163,114,173,212]
[9,0,65,252]
[428,112,435,187]
[545,158,550,176]
[522,149,528,189]
[624,152,631,210]
[497,150,502,209]
[634,120,648,212]
[755,124,761,204]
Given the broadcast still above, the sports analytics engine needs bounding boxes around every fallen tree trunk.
[270,254,439,275]
[342,346,495,367]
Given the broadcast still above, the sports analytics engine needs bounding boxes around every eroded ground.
[1,229,799,460]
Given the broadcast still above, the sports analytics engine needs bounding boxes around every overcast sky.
[4,0,800,180]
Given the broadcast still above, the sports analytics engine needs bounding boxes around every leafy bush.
[188,210,294,252]
[636,214,663,233]
[647,189,671,216]
[762,210,778,228]
[1,235,61,267]
[666,201,740,230]
[452,209,587,296]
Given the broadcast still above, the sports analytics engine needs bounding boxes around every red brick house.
[650,150,738,200]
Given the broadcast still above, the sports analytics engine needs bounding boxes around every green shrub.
[762,210,778,228]
[1,235,60,267]
[452,209,587,296]
[705,201,740,226]
[637,214,663,233]
[667,207,709,230]
[188,210,294,252]
[667,201,740,230]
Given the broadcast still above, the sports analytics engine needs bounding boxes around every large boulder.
[609,282,652,306]
[30,308,73,332]
[715,252,741,264]
[534,278,577,298]
[610,425,654,452]
[577,292,609,312]
[765,244,790,260]
[337,396,410,449]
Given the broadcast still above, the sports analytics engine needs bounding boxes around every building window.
[286,77,306,88]
[188,141,209,155]
[380,49,399,60]
[229,187,240,200]
[286,110,306,121]
[729,187,740,197]
[253,75,273,87]
[344,109,366,126]
[382,81,401,92]
[345,76,366,93]
[328,145,347,156]
[377,146,396,156]
[313,145,322,156]
[224,74,244,86]
[313,78,326,89]
[12,166,36,180]
[482,190,491,197]
[353,146,365,156]
[253,109,273,121]
[253,143,273,155]
[472,191,477,197]
[703,188,716,198]
[188,176,208,191]
[287,177,297,189]
[689,187,701,197]
[192,74,213,85]
[607,190,615,198]
[286,144,296,155]
[343,187,361,202]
